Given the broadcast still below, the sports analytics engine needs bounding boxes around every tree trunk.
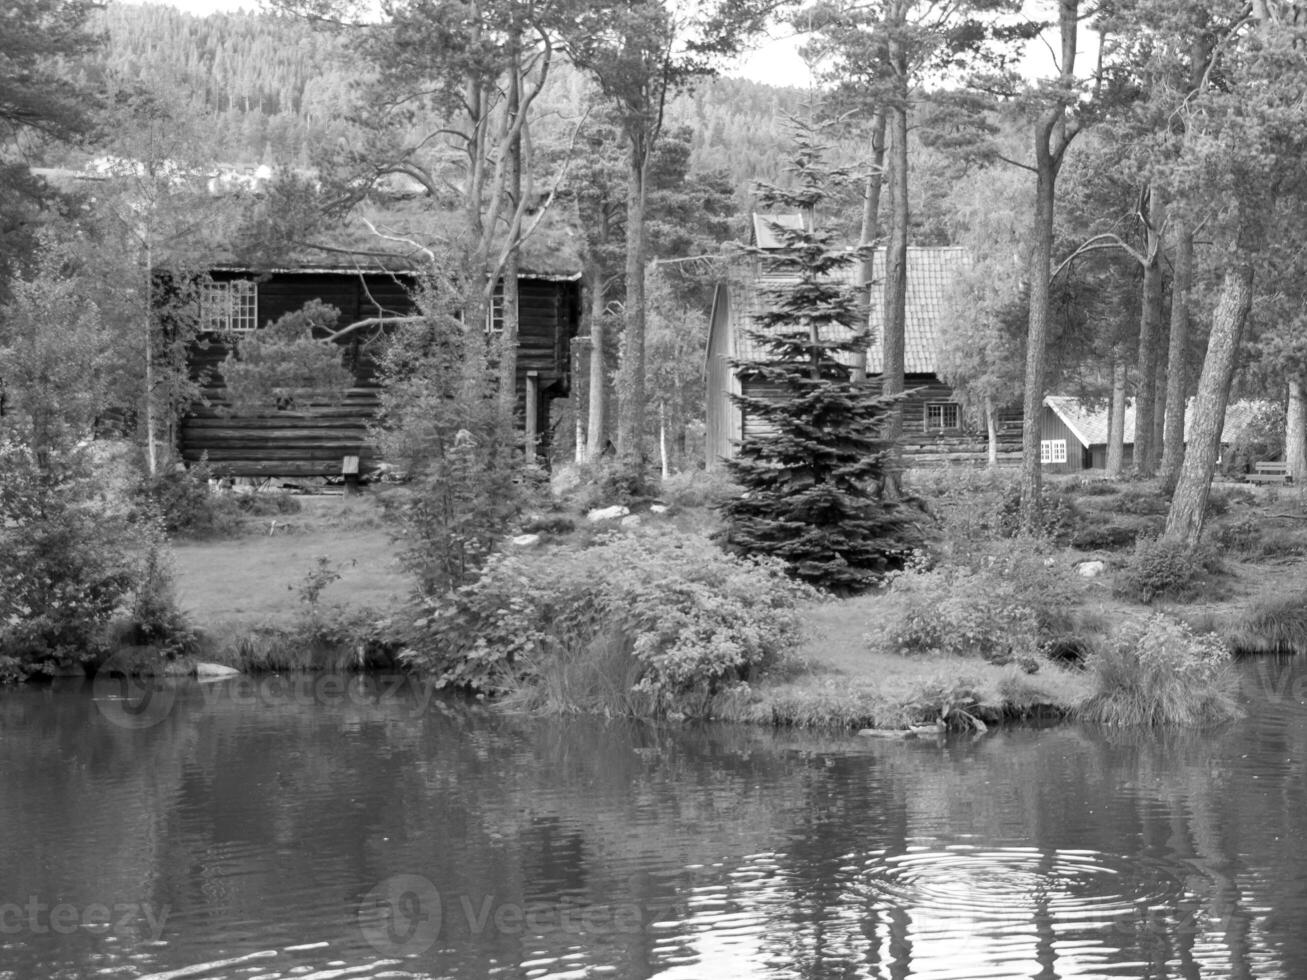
[1020,138,1059,526]
[985,396,998,467]
[1134,187,1165,475]
[616,134,648,470]
[1106,348,1127,477]
[1166,262,1254,545]
[882,102,909,497]
[1161,219,1193,486]
[1153,345,1167,462]
[853,108,887,383]
[1288,376,1307,486]
[585,262,606,460]
[498,56,523,429]
[659,401,669,479]
[144,244,158,478]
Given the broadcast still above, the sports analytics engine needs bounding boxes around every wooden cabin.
[706,242,1022,468]
[178,263,581,480]
[1039,396,1266,474]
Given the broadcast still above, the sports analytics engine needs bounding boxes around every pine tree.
[720,120,922,594]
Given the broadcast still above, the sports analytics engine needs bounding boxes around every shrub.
[125,533,197,657]
[1209,516,1262,554]
[994,483,1080,541]
[874,539,1085,667]
[403,530,813,711]
[1080,615,1242,726]
[138,463,243,537]
[1070,520,1139,551]
[0,496,137,675]
[658,468,740,510]
[1112,538,1223,604]
[1113,486,1170,516]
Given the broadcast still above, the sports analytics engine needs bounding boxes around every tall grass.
[1080,616,1243,726]
[1227,592,1307,654]
[498,631,658,717]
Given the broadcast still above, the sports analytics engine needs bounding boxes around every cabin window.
[924,401,961,430]
[201,280,258,332]
[1041,439,1068,464]
[486,281,504,333]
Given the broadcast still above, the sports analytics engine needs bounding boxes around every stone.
[510,533,541,548]
[194,662,241,678]
[621,515,642,527]
[1076,560,1107,578]
[650,504,669,515]
[587,505,630,522]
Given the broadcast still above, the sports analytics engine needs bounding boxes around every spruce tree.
[721,121,922,594]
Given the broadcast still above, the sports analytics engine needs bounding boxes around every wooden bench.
[1247,461,1291,485]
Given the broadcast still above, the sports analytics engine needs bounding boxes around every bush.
[139,463,241,537]
[1113,486,1170,516]
[1112,538,1223,604]
[124,534,197,656]
[658,468,740,510]
[994,483,1080,541]
[874,539,1085,667]
[1070,520,1139,551]
[403,530,813,711]
[1080,615,1242,726]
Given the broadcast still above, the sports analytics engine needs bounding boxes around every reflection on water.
[2,658,1307,979]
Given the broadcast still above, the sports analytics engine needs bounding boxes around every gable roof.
[751,213,806,249]
[1043,395,1268,448]
[723,245,971,373]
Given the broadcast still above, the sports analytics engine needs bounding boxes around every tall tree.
[0,0,101,299]
[803,0,1037,494]
[1165,3,1307,543]
[566,0,766,478]
[721,121,921,593]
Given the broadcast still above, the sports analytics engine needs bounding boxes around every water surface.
[3,660,1307,979]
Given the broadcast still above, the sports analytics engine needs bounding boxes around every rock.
[1076,560,1107,578]
[650,504,669,515]
[510,533,541,548]
[587,504,630,522]
[194,662,240,678]
[621,515,642,527]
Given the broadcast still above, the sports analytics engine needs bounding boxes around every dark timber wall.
[179,269,580,478]
[738,373,1022,467]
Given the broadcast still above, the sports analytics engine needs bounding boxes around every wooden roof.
[725,245,971,374]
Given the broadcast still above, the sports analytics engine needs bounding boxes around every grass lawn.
[732,595,1095,730]
[170,495,412,630]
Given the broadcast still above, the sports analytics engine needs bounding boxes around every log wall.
[178,270,579,478]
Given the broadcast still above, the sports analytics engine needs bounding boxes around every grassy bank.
[151,470,1307,730]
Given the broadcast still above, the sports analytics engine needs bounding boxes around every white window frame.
[201,279,258,333]
[925,401,961,430]
[485,280,504,334]
[1041,439,1068,464]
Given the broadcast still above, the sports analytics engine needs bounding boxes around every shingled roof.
[1044,395,1268,447]
[726,245,971,372]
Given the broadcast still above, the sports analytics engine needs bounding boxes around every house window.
[201,280,257,332]
[486,280,504,334]
[925,402,961,430]
[1041,439,1068,464]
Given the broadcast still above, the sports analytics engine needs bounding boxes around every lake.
[3,657,1307,980]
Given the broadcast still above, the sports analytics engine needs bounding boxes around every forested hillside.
[76,5,825,206]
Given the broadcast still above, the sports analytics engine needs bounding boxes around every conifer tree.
[720,121,922,594]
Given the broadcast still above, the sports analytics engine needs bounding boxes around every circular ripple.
[862,844,1189,930]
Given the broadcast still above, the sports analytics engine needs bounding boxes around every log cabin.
[705,239,1022,468]
[177,262,581,480]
